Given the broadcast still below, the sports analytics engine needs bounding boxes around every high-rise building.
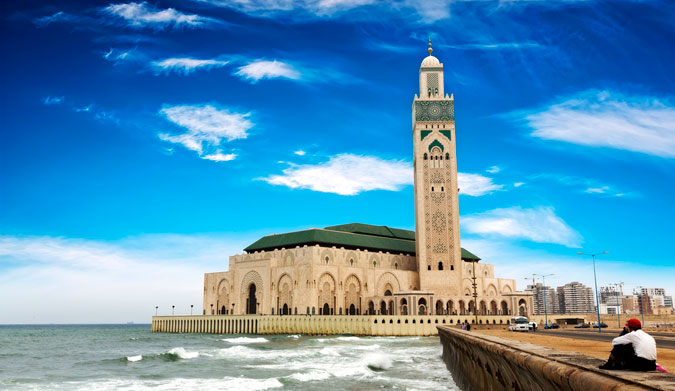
[599,285,624,306]
[557,282,595,313]
[665,296,673,308]
[528,283,560,314]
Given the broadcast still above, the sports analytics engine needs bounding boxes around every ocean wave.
[287,334,301,339]
[163,347,199,360]
[216,345,311,360]
[219,377,283,390]
[363,353,393,371]
[335,336,360,342]
[221,337,268,344]
[319,347,341,356]
[127,355,142,362]
[287,371,331,382]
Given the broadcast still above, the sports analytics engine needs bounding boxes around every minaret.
[412,39,461,295]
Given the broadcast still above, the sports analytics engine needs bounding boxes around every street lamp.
[155,306,158,316]
[466,258,480,326]
[190,304,194,316]
[610,282,624,329]
[535,274,554,329]
[577,251,609,333]
[172,305,175,316]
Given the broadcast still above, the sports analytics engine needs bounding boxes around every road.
[541,329,675,349]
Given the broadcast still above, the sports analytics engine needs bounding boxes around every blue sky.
[1,0,674,323]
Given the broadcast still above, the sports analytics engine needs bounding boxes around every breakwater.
[152,314,541,336]
[437,326,675,391]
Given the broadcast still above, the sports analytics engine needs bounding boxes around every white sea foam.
[288,370,331,382]
[126,355,142,362]
[319,347,341,356]
[363,352,393,371]
[219,377,283,390]
[335,336,360,342]
[217,345,311,360]
[221,337,268,344]
[287,334,300,339]
[25,377,283,391]
[167,347,199,359]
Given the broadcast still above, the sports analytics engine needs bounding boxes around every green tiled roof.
[243,223,481,261]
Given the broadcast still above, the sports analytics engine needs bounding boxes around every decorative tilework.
[414,100,454,122]
[428,139,444,152]
[440,130,452,140]
[421,130,432,140]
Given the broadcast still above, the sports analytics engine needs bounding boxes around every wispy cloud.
[517,90,675,158]
[151,57,229,74]
[458,173,503,196]
[0,234,248,323]
[102,2,219,29]
[34,11,80,27]
[462,206,582,247]
[486,165,500,174]
[235,60,302,83]
[263,154,501,196]
[445,42,542,50]
[43,96,64,105]
[196,0,375,17]
[262,154,412,195]
[294,150,306,156]
[159,104,252,161]
[529,173,629,198]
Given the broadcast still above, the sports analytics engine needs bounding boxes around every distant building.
[665,296,673,308]
[637,294,653,315]
[599,285,624,306]
[528,283,560,314]
[622,296,640,314]
[557,282,595,313]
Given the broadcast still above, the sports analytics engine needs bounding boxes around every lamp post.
[172,305,175,316]
[466,258,480,326]
[535,274,554,329]
[190,304,194,316]
[611,282,623,329]
[577,251,609,333]
[155,306,158,316]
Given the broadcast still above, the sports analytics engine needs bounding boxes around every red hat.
[626,319,641,329]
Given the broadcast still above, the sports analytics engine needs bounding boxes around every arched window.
[384,290,392,296]
[373,261,377,268]
[450,265,454,271]
[431,186,434,192]
[445,153,449,160]
[441,186,444,192]
[325,256,330,264]
[438,262,443,270]
[394,263,399,270]
[423,153,428,160]
[349,259,354,266]
[427,265,431,270]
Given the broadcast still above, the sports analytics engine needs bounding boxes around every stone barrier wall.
[437,326,675,391]
[151,314,532,336]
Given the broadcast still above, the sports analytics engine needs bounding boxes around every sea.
[0,324,459,390]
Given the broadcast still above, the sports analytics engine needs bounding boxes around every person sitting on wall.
[599,318,656,371]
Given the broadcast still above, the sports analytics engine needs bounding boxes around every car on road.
[574,323,590,328]
[509,316,530,332]
[545,322,560,329]
[593,322,609,328]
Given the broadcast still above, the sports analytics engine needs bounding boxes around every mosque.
[202,41,532,320]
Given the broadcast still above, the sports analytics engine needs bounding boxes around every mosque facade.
[203,43,532,320]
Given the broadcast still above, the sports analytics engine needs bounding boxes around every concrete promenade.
[438,326,675,391]
[151,314,545,336]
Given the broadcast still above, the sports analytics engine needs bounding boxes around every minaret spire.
[428,36,433,55]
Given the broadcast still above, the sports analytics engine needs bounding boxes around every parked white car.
[509,316,529,332]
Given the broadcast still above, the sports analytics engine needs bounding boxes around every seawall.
[437,326,675,391]
[151,314,538,336]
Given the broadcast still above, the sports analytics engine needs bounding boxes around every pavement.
[542,329,675,349]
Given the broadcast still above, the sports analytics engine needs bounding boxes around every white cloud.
[585,186,609,194]
[202,152,237,161]
[235,60,301,83]
[103,2,218,29]
[446,42,542,50]
[457,173,503,196]
[197,0,374,16]
[521,90,675,158]
[529,173,628,198]
[159,104,252,161]
[264,155,502,196]
[151,57,229,74]
[513,182,525,187]
[34,11,80,27]
[262,154,412,195]
[294,150,306,156]
[43,96,64,105]
[486,165,500,174]
[462,206,582,247]
[0,234,249,323]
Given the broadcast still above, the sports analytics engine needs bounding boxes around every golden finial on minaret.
[428,36,433,55]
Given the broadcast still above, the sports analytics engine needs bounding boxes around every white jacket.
[612,329,657,361]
